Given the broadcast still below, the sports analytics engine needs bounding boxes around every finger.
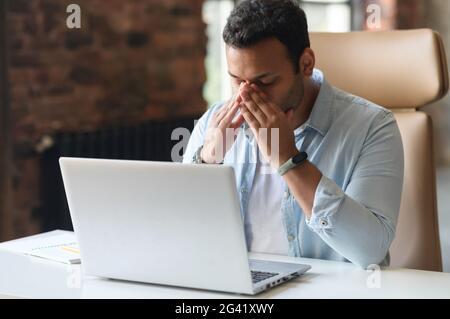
[249,84,279,114]
[215,88,240,120]
[212,104,227,123]
[242,84,275,118]
[249,84,269,101]
[218,100,241,128]
[240,90,267,125]
[216,98,237,123]
[230,111,245,129]
[248,89,275,118]
[240,104,261,130]
[235,93,243,104]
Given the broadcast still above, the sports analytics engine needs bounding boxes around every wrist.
[199,146,223,164]
[193,145,205,164]
[199,148,207,163]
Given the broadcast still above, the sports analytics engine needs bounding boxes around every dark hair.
[223,0,309,73]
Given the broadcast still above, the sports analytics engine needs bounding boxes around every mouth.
[284,107,294,114]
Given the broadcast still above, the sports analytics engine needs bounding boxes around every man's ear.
[299,48,315,76]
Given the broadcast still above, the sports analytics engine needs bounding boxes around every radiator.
[38,115,199,232]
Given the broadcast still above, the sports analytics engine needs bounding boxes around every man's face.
[226,37,304,113]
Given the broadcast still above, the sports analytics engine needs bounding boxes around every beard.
[280,74,304,113]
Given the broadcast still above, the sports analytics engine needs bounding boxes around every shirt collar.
[299,69,335,137]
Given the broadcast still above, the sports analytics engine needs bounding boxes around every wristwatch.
[192,145,205,164]
[277,151,308,176]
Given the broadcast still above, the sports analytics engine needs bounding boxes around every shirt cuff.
[305,175,345,232]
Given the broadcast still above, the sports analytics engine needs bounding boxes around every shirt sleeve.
[182,102,223,164]
[305,111,404,269]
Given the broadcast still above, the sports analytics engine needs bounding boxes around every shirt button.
[320,219,328,227]
[283,191,289,199]
[287,235,295,241]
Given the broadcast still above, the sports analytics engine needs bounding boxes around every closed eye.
[255,79,277,87]
[228,71,279,87]
[232,78,277,87]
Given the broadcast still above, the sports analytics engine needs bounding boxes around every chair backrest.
[310,29,449,271]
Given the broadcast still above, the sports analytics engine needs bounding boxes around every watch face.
[292,151,307,164]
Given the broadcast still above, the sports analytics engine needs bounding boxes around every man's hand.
[201,88,245,164]
[239,83,298,169]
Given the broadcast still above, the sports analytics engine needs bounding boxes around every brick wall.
[6,0,207,238]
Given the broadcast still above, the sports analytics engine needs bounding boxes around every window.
[202,0,352,107]
[300,0,352,32]
[202,0,234,107]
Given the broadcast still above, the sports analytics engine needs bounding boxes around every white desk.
[1,231,450,299]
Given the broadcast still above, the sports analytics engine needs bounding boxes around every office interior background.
[0,0,449,271]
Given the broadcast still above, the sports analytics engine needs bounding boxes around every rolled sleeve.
[306,175,344,231]
[304,111,404,269]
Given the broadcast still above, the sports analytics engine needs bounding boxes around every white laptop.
[59,157,311,295]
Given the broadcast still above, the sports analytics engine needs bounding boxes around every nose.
[240,80,255,89]
[239,81,248,90]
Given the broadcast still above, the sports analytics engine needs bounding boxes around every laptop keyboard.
[251,271,279,284]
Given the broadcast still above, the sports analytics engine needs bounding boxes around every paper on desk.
[0,230,81,264]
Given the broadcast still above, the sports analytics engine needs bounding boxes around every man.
[183,0,403,269]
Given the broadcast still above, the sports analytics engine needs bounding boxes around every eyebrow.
[227,71,278,81]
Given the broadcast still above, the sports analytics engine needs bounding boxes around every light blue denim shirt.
[183,69,404,269]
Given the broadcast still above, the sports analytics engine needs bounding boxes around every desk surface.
[1,231,450,299]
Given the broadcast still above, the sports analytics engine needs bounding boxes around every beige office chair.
[310,29,449,272]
